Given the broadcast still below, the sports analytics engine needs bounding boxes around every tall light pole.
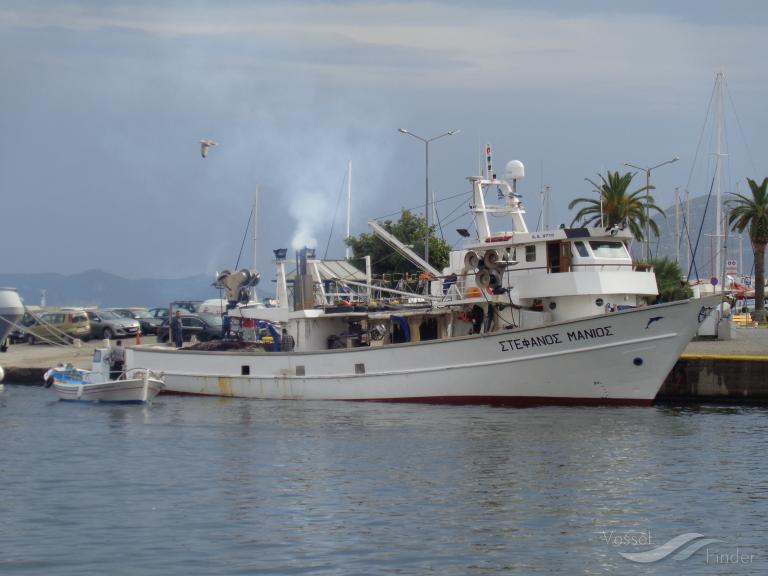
[398,128,460,265]
[624,157,679,260]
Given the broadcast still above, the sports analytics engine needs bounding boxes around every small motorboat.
[45,348,164,404]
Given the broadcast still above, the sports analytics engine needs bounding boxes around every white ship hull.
[127,298,713,405]
[0,288,24,344]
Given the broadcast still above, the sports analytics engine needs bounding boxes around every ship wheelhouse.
[442,174,658,322]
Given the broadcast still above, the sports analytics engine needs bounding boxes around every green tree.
[568,170,664,243]
[651,257,692,302]
[727,177,768,322]
[345,209,450,277]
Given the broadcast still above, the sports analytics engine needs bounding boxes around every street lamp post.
[398,128,460,265]
[624,157,679,260]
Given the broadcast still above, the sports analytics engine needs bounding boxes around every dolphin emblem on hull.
[645,316,663,329]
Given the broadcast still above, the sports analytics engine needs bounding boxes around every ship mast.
[714,71,726,288]
[345,160,352,259]
[253,186,259,299]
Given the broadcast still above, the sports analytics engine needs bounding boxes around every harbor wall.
[658,355,768,403]
[3,367,47,383]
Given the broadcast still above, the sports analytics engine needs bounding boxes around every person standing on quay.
[171,310,183,348]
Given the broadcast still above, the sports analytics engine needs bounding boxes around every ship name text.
[498,325,614,352]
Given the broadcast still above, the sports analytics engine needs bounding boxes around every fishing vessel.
[45,348,164,404]
[127,161,715,405]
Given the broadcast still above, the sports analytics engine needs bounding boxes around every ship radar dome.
[504,160,525,181]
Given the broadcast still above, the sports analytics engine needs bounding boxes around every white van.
[197,299,228,315]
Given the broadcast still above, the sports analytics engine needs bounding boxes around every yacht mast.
[675,187,680,265]
[253,186,259,298]
[686,188,691,277]
[714,72,726,287]
[346,160,352,259]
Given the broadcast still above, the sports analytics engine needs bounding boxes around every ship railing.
[118,367,165,381]
[491,263,653,274]
[446,263,653,301]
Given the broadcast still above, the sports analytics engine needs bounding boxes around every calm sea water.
[0,384,766,575]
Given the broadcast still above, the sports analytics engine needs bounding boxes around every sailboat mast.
[686,188,691,276]
[346,160,352,259]
[253,185,259,277]
[714,72,725,287]
[675,187,680,265]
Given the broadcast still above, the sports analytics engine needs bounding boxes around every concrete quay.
[2,327,768,403]
[0,336,160,384]
[659,324,768,403]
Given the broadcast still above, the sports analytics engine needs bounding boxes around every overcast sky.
[1,0,766,284]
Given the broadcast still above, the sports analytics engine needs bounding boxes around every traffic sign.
[726,259,738,274]
[744,275,753,288]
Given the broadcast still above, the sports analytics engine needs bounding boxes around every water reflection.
[0,387,766,575]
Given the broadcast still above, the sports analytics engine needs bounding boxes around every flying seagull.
[200,139,218,158]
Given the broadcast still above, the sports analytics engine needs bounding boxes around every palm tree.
[650,257,692,302]
[727,177,768,322]
[568,170,664,246]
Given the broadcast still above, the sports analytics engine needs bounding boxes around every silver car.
[86,310,140,340]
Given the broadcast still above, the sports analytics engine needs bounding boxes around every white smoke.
[289,188,332,250]
[271,113,393,256]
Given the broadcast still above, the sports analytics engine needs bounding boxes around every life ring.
[457,311,472,323]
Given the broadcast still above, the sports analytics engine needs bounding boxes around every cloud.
[1,1,767,282]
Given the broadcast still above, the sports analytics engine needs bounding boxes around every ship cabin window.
[589,241,628,259]
[574,241,589,257]
[525,245,536,262]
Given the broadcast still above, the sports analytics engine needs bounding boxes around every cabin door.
[547,241,571,273]
[547,242,560,273]
[559,242,571,273]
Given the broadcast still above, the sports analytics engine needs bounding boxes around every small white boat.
[45,348,164,404]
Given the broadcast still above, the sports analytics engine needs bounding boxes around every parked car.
[85,309,140,340]
[148,307,169,321]
[147,301,200,321]
[174,301,202,313]
[157,313,223,343]
[108,308,163,335]
[26,309,91,344]
[9,312,37,344]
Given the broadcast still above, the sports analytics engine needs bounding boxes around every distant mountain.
[0,269,224,308]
